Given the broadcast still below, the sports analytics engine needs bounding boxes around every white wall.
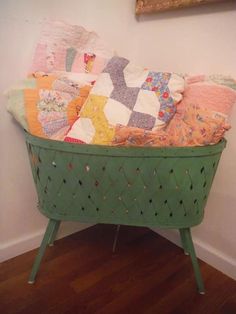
[0,0,236,278]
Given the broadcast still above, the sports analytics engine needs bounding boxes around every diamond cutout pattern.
[26,135,226,229]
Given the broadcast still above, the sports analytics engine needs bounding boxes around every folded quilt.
[6,73,92,139]
[6,21,236,147]
[111,74,236,147]
[30,20,114,74]
[64,56,185,145]
[181,74,236,119]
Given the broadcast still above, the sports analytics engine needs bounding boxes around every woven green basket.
[25,132,226,292]
[26,132,226,229]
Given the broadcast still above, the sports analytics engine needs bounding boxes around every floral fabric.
[112,104,230,147]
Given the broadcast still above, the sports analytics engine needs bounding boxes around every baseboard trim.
[0,222,93,263]
[151,228,236,281]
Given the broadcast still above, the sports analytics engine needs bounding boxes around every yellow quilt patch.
[80,94,115,145]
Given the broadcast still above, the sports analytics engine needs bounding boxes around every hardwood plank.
[0,224,235,314]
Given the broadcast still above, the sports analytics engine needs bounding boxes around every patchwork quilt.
[6,73,92,139]
[30,20,114,75]
[6,21,236,147]
[64,56,185,145]
[111,74,236,147]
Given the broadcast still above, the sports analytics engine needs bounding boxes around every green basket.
[25,132,226,229]
[25,132,226,292]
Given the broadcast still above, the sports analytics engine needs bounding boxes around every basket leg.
[112,225,121,253]
[179,229,189,255]
[28,219,58,284]
[48,220,61,246]
[181,228,205,294]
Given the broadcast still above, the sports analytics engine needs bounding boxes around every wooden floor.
[1,224,236,314]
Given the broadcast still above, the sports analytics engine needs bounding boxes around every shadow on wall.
[135,0,236,22]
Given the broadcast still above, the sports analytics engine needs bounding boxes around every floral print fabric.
[112,104,230,147]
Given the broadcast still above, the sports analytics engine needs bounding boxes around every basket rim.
[25,131,226,158]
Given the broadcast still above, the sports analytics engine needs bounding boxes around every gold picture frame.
[136,0,227,14]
